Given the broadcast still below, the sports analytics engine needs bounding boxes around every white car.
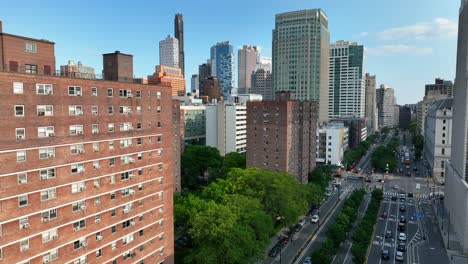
[398,233,407,241]
[303,256,312,264]
[298,218,306,227]
[311,215,320,223]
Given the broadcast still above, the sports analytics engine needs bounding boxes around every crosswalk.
[383,192,430,199]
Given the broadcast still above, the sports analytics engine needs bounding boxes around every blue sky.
[1,0,459,104]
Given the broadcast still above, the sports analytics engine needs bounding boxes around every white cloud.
[358,32,369,37]
[367,45,433,56]
[376,18,457,40]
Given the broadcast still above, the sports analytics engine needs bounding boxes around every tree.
[221,152,246,176]
[181,145,223,189]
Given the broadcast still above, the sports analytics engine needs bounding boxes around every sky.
[0,0,460,104]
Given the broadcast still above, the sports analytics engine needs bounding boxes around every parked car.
[413,166,418,171]
[311,215,320,223]
[398,222,405,231]
[303,256,312,264]
[385,230,393,238]
[269,245,281,257]
[407,171,411,176]
[400,192,405,198]
[381,249,390,260]
[381,212,388,219]
[355,167,362,173]
[395,251,404,262]
[399,205,406,212]
[393,185,399,190]
[325,190,333,197]
[399,233,407,241]
[407,192,414,198]
[292,224,302,233]
[400,216,406,223]
[398,242,406,252]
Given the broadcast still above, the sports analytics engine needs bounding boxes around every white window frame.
[72,201,86,212]
[72,182,86,194]
[40,188,57,201]
[18,195,28,207]
[36,84,53,95]
[71,163,85,174]
[68,86,82,96]
[17,150,26,162]
[108,123,115,132]
[108,106,114,114]
[70,144,85,155]
[40,168,56,180]
[69,105,84,116]
[107,88,114,97]
[16,128,26,139]
[38,126,55,138]
[20,239,29,252]
[69,125,84,135]
[25,42,37,53]
[18,172,27,184]
[13,82,24,94]
[91,87,98,96]
[37,105,54,116]
[93,142,99,152]
[39,147,55,159]
[91,106,99,115]
[43,248,59,262]
[15,105,25,116]
[92,124,99,134]
[41,209,57,221]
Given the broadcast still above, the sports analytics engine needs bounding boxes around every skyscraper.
[445,0,468,254]
[365,73,378,133]
[191,74,199,96]
[376,84,398,129]
[174,14,185,76]
[198,61,211,89]
[272,9,330,122]
[238,45,258,94]
[328,41,366,119]
[159,35,179,68]
[251,67,273,101]
[210,41,235,97]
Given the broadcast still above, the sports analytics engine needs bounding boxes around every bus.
[404,152,411,165]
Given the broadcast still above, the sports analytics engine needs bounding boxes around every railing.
[0,64,149,84]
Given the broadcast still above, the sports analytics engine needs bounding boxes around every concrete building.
[173,101,182,193]
[330,117,367,149]
[238,45,258,94]
[417,79,453,135]
[210,41,234,97]
[150,65,186,96]
[103,50,134,83]
[399,105,412,129]
[376,84,398,129]
[445,0,468,254]
[365,73,378,133]
[0,24,174,264]
[424,98,453,183]
[206,102,247,156]
[246,91,317,183]
[180,105,206,145]
[251,67,273,101]
[316,123,349,166]
[60,60,95,79]
[190,74,199,96]
[174,14,185,76]
[159,35,179,68]
[200,76,222,103]
[328,41,365,119]
[272,9,330,122]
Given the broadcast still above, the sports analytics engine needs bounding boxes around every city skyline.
[0,0,458,105]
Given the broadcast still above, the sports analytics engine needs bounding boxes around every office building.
[417,79,453,135]
[316,123,349,166]
[200,76,222,103]
[330,117,367,149]
[251,67,273,101]
[399,105,412,129]
[191,74,199,96]
[180,105,206,145]
[60,60,95,79]
[206,102,247,156]
[210,41,234,97]
[198,62,211,90]
[238,45,258,94]
[150,65,186,96]
[424,98,453,183]
[328,41,366,119]
[365,73,378,133]
[445,1,468,254]
[425,78,453,97]
[0,23,174,264]
[376,84,398,129]
[174,14,185,76]
[272,9,330,122]
[246,91,317,184]
[159,36,179,68]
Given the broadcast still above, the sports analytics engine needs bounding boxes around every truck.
[404,152,411,165]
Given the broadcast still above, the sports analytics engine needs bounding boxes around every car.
[400,193,405,198]
[400,197,406,203]
[325,190,333,197]
[400,216,406,223]
[303,256,312,264]
[277,236,289,248]
[269,245,281,257]
[413,167,418,171]
[391,196,397,201]
[398,222,405,231]
[407,171,411,176]
[395,251,404,262]
[311,215,320,223]
[381,249,390,260]
[355,167,362,173]
[393,185,399,190]
[381,212,388,219]
[407,192,414,198]
[398,242,406,252]
[292,224,302,233]
[399,205,406,212]
[399,233,407,241]
[385,230,393,238]
[406,165,411,169]
[378,179,385,183]
[298,218,306,227]
[399,168,404,173]
[333,181,342,187]
[367,169,372,174]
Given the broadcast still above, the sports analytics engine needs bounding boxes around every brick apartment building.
[0,22,174,264]
[246,91,317,183]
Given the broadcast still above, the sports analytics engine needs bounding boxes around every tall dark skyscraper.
[174,14,185,76]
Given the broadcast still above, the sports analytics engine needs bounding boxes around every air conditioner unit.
[80,186,86,191]
[80,241,87,247]
[52,235,58,240]
[123,208,129,214]
[130,221,136,226]
[16,135,24,139]
[127,94,133,98]
[48,133,55,137]
[78,168,85,172]
[159,208,164,214]
[78,149,84,154]
[41,175,48,180]
[127,110,132,114]
[129,158,135,163]
[77,111,83,115]
[43,259,50,264]
[95,219,101,224]
[48,154,55,158]
[42,217,49,223]
[94,165,100,169]
[78,131,83,135]
[94,182,100,188]
[76,91,82,96]
[97,235,103,240]
[129,173,134,178]
[47,90,53,95]
[95,200,101,205]
[73,227,80,232]
[80,205,86,210]
[129,189,135,195]
[19,179,27,184]
[22,223,30,229]
[21,245,29,251]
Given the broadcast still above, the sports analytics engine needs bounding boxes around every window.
[109,140,115,150]
[138,169,143,176]
[18,173,27,184]
[93,142,99,152]
[120,122,133,131]
[120,106,132,114]
[40,188,57,201]
[70,144,85,154]
[13,82,24,94]
[137,106,142,114]
[122,202,134,213]
[136,90,142,98]
[443,126,446,131]
[36,84,53,95]
[68,86,82,96]
[443,119,446,124]
[110,174,116,184]
[137,138,143,145]
[42,209,57,221]
[42,229,58,243]
[43,249,59,263]
[25,64,37,74]
[442,148,445,155]
[107,88,114,97]
[92,124,99,134]
[121,171,134,181]
[138,183,143,191]
[91,87,98,96]
[71,163,85,173]
[73,239,87,250]
[443,133,446,137]
[16,128,25,139]
[441,160,445,169]
[73,220,86,231]
[19,195,28,207]
[95,197,101,206]
[17,150,26,162]
[25,42,37,53]
[72,200,86,212]
[111,209,116,217]
[40,168,55,180]
[72,182,86,193]
[108,106,114,114]
[38,126,55,137]
[442,140,445,144]
[110,192,116,200]
[111,225,117,233]
[69,125,84,135]
[39,147,55,159]
[137,122,142,130]
[69,105,84,116]
[15,105,24,116]
[20,239,29,252]
[109,157,115,166]
[120,138,133,148]
[96,249,102,258]
[119,89,132,98]
[157,135,162,143]
[157,91,161,99]
[37,105,53,116]
[111,242,117,251]
[139,229,144,237]
[108,123,115,132]
[92,106,99,115]
[157,106,161,113]
[122,234,135,245]
[19,217,29,229]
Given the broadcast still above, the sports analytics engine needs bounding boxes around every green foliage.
[351,189,384,264]
[343,135,376,170]
[371,135,398,172]
[222,152,246,173]
[308,165,333,191]
[413,134,424,160]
